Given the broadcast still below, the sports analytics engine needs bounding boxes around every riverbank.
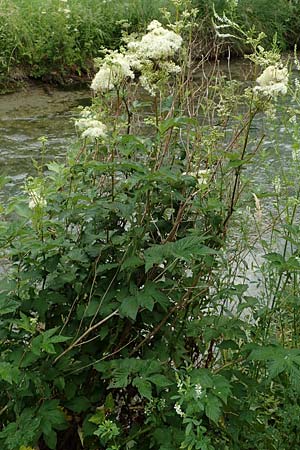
[1,0,299,93]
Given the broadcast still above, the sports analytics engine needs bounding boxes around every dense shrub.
[1,3,300,449]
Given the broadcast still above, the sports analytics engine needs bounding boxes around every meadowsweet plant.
[0,3,298,450]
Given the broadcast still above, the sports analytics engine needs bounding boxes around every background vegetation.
[1,0,300,89]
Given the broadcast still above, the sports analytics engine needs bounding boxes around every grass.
[0,0,299,89]
[0,0,174,85]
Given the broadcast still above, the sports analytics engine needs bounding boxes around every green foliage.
[0,0,174,83]
[0,6,299,450]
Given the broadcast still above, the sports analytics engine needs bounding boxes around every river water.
[0,86,90,200]
[0,66,295,203]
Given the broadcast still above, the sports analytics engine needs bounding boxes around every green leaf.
[0,297,20,315]
[89,409,105,426]
[133,377,152,400]
[43,429,57,450]
[248,345,284,361]
[47,335,71,344]
[121,255,144,270]
[105,393,115,411]
[144,236,217,272]
[108,368,130,388]
[148,374,172,387]
[39,400,67,432]
[0,362,20,384]
[65,396,91,413]
[205,394,222,423]
[263,252,286,270]
[119,295,139,320]
[212,375,232,404]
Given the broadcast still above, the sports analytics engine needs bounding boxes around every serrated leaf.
[148,374,172,387]
[248,345,280,361]
[121,255,144,270]
[42,342,56,354]
[212,375,232,404]
[205,394,222,423]
[144,236,217,272]
[38,400,67,431]
[133,377,152,400]
[108,368,130,388]
[47,335,71,344]
[119,296,139,320]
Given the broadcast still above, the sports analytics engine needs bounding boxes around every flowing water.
[0,86,90,200]
[0,64,295,203]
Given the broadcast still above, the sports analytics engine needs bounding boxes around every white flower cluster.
[91,20,183,96]
[128,20,182,61]
[254,65,288,97]
[183,169,210,187]
[91,52,135,93]
[184,268,193,278]
[28,190,47,209]
[273,175,281,194]
[194,383,203,399]
[75,115,107,141]
[174,403,185,417]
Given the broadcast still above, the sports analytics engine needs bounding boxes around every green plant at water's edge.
[0,3,299,449]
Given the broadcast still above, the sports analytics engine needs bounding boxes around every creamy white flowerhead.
[91,66,114,92]
[127,20,182,61]
[91,52,135,93]
[254,65,288,96]
[79,107,93,118]
[75,118,105,131]
[75,118,107,140]
[81,126,107,140]
[29,191,47,209]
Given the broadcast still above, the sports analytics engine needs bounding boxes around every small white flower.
[195,383,203,398]
[184,268,193,278]
[273,175,281,194]
[28,191,47,209]
[176,377,184,391]
[124,221,131,231]
[75,118,107,140]
[174,403,185,417]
